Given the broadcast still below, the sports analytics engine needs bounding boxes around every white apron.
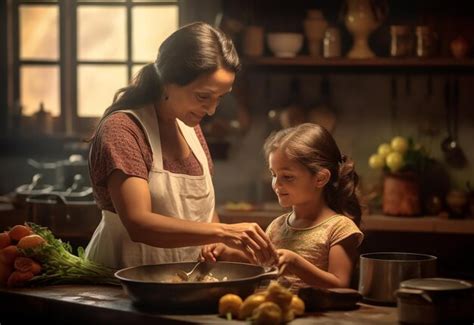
[85,106,215,269]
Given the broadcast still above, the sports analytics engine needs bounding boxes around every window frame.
[7,0,180,137]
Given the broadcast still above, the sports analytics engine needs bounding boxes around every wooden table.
[0,285,398,324]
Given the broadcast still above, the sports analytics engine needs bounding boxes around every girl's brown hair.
[98,21,240,122]
[263,123,362,226]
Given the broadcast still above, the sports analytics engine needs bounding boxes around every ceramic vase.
[343,0,383,59]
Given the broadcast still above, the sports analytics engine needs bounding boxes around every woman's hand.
[221,223,277,265]
[276,249,301,275]
[201,243,227,262]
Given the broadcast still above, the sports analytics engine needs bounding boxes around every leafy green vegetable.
[18,222,119,286]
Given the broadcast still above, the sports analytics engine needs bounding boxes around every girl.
[202,123,363,292]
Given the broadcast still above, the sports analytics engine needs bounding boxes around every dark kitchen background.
[1,0,473,279]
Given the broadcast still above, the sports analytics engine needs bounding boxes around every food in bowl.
[267,33,303,58]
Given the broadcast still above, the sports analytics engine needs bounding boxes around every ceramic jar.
[416,26,438,58]
[303,10,328,57]
[323,27,341,58]
[242,25,264,57]
[390,25,414,57]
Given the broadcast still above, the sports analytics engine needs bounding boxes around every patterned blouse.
[266,213,364,292]
[89,112,213,212]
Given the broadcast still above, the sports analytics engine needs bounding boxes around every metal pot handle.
[27,193,68,205]
[396,288,432,303]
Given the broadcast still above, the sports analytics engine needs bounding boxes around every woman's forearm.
[122,211,228,248]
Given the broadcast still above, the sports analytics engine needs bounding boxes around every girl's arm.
[278,234,359,288]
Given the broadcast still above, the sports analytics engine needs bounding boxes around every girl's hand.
[200,243,227,262]
[222,223,278,265]
[276,249,300,275]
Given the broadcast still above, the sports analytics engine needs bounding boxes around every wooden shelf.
[217,206,474,234]
[362,214,474,234]
[243,56,474,72]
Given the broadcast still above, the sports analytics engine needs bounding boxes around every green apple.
[391,136,409,153]
[368,154,385,169]
[386,152,404,172]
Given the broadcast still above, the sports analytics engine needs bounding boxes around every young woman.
[202,123,363,292]
[85,22,276,269]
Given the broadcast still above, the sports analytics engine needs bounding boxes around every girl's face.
[269,148,320,208]
[164,68,235,127]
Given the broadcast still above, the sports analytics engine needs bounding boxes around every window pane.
[132,6,178,62]
[20,65,60,117]
[78,65,127,117]
[133,0,177,2]
[78,6,126,61]
[78,1,125,2]
[19,1,58,3]
[132,64,146,80]
[20,5,59,60]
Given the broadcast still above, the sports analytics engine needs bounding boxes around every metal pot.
[13,174,54,209]
[115,262,278,313]
[26,192,101,239]
[28,154,89,189]
[397,278,474,323]
[358,252,437,304]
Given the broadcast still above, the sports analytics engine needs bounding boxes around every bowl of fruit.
[368,136,432,216]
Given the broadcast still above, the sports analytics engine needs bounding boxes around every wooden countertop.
[217,207,474,234]
[0,285,398,324]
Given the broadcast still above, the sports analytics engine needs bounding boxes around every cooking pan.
[115,261,278,313]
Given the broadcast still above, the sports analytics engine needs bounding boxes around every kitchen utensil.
[279,77,305,129]
[390,76,399,134]
[358,252,437,304]
[176,261,202,281]
[396,278,474,323]
[308,75,337,132]
[115,261,278,313]
[441,78,466,168]
[418,75,440,137]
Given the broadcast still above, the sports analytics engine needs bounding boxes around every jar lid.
[401,278,473,292]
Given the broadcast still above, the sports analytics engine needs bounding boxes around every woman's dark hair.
[263,123,362,227]
[102,21,240,118]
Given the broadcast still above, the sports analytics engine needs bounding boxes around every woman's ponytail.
[103,62,163,118]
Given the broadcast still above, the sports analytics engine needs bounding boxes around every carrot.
[30,260,42,275]
[13,257,42,274]
[0,231,11,249]
[7,270,34,288]
[14,256,30,272]
[9,225,32,242]
[17,234,46,250]
[0,245,20,265]
[0,262,13,287]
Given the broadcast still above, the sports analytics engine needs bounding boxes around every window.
[11,0,179,136]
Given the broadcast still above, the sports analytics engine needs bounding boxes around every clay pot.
[382,173,421,216]
[445,189,468,218]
